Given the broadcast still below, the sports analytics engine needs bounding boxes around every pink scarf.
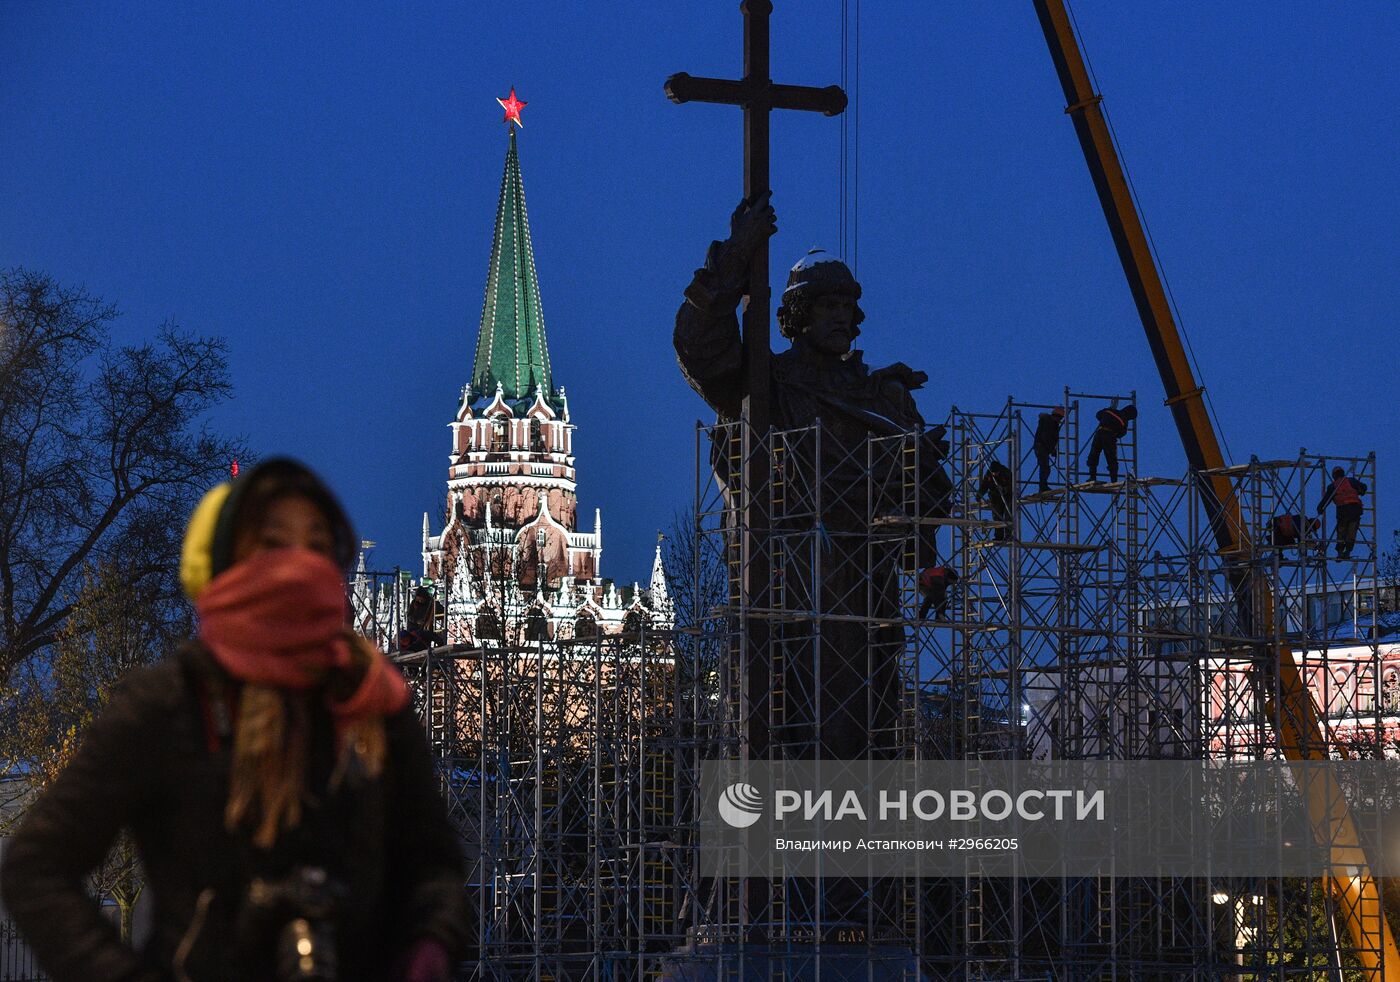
[196,548,408,723]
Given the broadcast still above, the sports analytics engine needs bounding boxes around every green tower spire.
[471,125,554,403]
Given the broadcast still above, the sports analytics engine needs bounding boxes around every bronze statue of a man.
[675,194,946,760]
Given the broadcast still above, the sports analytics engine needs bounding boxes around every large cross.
[665,0,847,435]
[666,0,847,942]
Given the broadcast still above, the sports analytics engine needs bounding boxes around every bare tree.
[0,268,244,687]
[1,556,191,939]
[660,507,727,632]
[0,268,243,940]
[661,507,730,758]
[1378,528,1400,615]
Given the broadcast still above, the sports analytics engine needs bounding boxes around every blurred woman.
[1,458,468,981]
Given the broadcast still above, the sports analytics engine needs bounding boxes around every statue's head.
[776,250,865,352]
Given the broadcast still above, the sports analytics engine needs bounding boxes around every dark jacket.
[1033,412,1063,453]
[1094,406,1135,440]
[0,643,469,982]
[979,464,1014,508]
[919,566,958,590]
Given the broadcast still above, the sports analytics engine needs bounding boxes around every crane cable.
[840,0,846,260]
[1064,1,1235,466]
[840,0,860,275]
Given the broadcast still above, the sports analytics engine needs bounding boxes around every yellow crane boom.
[1031,0,1398,974]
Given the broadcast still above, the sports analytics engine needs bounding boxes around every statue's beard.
[797,326,856,360]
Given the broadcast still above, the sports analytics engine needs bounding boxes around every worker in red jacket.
[918,565,959,622]
[1086,404,1137,483]
[1317,467,1368,559]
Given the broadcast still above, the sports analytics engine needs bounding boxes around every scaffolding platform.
[1019,539,1105,552]
[872,514,1000,528]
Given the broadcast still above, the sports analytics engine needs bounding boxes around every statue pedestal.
[657,941,924,981]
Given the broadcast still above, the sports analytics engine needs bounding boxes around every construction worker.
[920,424,954,563]
[407,584,447,647]
[918,565,959,621]
[1086,403,1137,483]
[980,460,1015,541]
[1032,405,1066,494]
[1271,513,1320,548]
[1317,467,1368,559]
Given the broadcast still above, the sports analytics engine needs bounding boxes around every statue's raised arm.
[672,193,777,421]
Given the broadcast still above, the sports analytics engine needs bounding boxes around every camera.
[241,866,345,981]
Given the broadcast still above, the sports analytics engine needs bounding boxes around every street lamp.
[1212,886,1256,981]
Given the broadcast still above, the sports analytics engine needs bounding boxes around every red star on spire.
[497,88,527,128]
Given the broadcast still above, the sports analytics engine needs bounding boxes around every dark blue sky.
[4,2,1397,582]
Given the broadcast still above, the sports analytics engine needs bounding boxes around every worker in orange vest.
[1317,467,1368,559]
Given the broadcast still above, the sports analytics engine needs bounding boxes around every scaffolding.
[669,398,1390,980]
[356,561,686,981]
[1194,450,1390,976]
[361,395,1390,980]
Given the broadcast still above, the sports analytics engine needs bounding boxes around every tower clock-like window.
[529,417,544,453]
[491,416,508,452]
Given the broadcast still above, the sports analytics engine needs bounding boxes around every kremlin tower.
[420,92,669,645]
